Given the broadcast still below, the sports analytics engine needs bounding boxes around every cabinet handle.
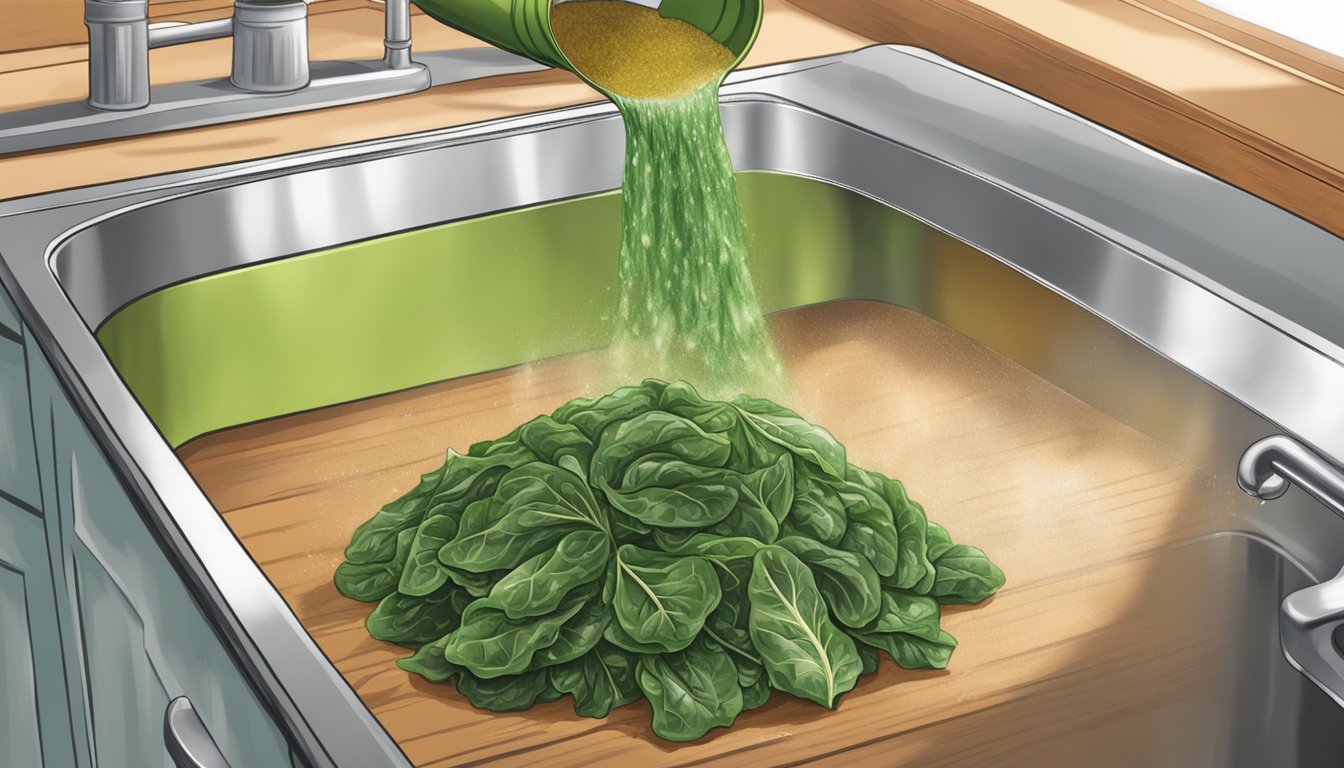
[164,696,232,768]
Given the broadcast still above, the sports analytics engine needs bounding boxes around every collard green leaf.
[862,590,942,645]
[708,453,793,542]
[636,637,744,741]
[783,477,847,546]
[659,535,761,659]
[856,643,881,675]
[488,529,609,620]
[606,458,740,528]
[741,674,771,711]
[931,544,1006,605]
[852,584,958,670]
[834,474,900,578]
[871,473,935,592]
[731,395,847,480]
[855,628,958,670]
[510,415,594,468]
[399,513,459,597]
[603,616,673,654]
[593,411,739,528]
[335,527,416,602]
[613,544,721,653]
[366,583,472,646]
[747,546,862,708]
[348,442,538,566]
[342,464,446,566]
[732,655,771,710]
[440,463,608,573]
[444,565,502,598]
[530,592,610,668]
[657,381,783,471]
[926,521,955,561]
[441,583,594,678]
[776,536,881,628]
[396,635,462,683]
[553,380,664,441]
[549,641,642,718]
[456,669,551,711]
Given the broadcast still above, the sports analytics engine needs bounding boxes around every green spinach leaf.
[931,544,1006,605]
[776,536,881,628]
[747,546,862,708]
[487,529,608,619]
[549,641,642,717]
[636,637,744,741]
[613,544,721,653]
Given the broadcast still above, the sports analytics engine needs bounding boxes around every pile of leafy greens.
[335,379,1004,741]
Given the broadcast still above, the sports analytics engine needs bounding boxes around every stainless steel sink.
[4,45,1344,766]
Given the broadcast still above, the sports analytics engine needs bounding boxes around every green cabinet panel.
[0,283,19,339]
[0,337,40,510]
[24,334,294,767]
[0,496,75,768]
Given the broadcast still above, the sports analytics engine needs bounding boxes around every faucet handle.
[231,0,310,93]
[86,0,151,110]
[1240,435,1344,708]
[1282,567,1344,708]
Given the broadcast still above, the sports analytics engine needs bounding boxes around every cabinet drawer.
[0,337,38,510]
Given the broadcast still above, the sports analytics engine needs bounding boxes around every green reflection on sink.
[96,172,930,447]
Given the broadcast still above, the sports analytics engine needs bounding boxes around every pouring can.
[410,0,763,90]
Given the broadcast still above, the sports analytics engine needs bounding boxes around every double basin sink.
[3,45,1344,766]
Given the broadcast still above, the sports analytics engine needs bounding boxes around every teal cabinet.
[0,497,76,768]
[0,333,40,510]
[0,284,19,338]
[22,331,295,766]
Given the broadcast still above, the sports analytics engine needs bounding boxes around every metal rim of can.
[543,0,764,97]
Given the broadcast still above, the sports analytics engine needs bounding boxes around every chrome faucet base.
[0,60,430,157]
[0,0,554,157]
[1239,435,1344,711]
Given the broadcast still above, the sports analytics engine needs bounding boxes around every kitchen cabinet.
[0,331,40,510]
[22,329,295,767]
[0,494,76,768]
[0,287,19,337]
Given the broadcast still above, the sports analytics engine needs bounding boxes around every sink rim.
[2,45,1344,766]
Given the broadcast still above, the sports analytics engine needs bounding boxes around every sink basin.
[4,45,1344,766]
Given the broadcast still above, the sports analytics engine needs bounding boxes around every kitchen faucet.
[86,0,420,110]
[0,0,545,157]
[1239,435,1344,709]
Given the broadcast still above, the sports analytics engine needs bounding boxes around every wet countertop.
[3,0,1344,242]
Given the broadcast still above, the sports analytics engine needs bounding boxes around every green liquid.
[552,1,782,398]
[609,86,783,398]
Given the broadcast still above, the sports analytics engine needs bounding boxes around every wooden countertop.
[0,0,867,200]
[3,0,1344,243]
[180,300,1248,767]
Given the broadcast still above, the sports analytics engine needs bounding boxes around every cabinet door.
[0,334,40,510]
[25,336,295,768]
[0,496,75,768]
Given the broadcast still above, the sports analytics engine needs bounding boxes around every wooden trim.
[786,0,1344,239]
[1137,0,1344,90]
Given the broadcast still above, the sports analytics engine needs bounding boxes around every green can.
[411,0,763,92]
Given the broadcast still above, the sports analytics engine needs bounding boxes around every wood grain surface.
[180,300,1248,767]
[0,0,867,200]
[789,0,1344,240]
[6,0,1344,246]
